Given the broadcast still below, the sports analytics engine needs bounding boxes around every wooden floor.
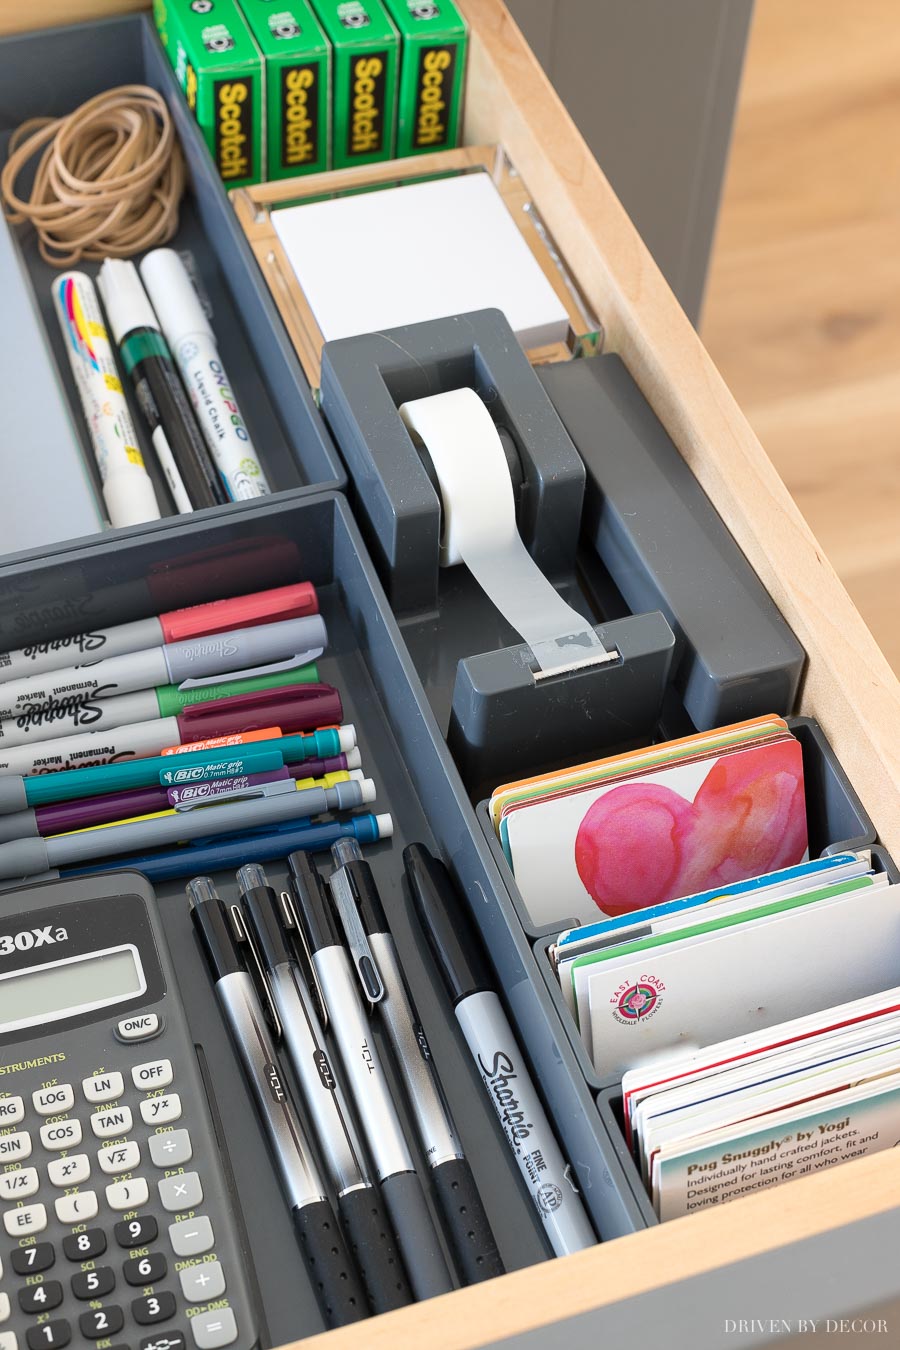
[702,0,900,672]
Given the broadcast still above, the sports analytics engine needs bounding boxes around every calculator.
[0,873,256,1350]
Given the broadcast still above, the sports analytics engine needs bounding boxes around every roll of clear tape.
[399,388,616,676]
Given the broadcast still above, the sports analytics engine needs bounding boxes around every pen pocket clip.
[173,780,296,812]
[328,869,385,1006]
[279,888,330,1030]
[229,902,284,1040]
[178,647,325,690]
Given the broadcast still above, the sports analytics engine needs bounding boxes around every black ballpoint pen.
[329,837,505,1284]
[235,862,413,1314]
[188,876,369,1330]
[288,850,454,1302]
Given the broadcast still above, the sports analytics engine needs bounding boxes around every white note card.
[271,171,570,349]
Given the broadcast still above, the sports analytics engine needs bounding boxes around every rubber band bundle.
[0,84,185,267]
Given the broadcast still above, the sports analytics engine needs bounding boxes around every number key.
[62,1228,106,1261]
[18,1282,63,1315]
[132,1293,176,1326]
[124,1253,167,1286]
[10,1242,54,1274]
[71,1267,115,1300]
[79,1308,124,1341]
[116,1216,158,1249]
[25,1319,70,1350]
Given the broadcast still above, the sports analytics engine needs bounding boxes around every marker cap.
[155,663,319,718]
[160,583,319,642]
[140,248,214,348]
[403,844,492,1006]
[97,259,161,344]
[177,684,343,741]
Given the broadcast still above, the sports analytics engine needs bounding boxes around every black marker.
[97,259,227,510]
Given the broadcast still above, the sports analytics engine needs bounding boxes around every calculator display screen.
[0,944,145,1032]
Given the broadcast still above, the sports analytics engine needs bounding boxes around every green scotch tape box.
[236,0,331,179]
[154,0,263,188]
[309,0,399,168]
[381,0,467,156]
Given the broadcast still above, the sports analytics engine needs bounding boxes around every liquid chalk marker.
[140,249,270,501]
[97,259,228,511]
[51,273,161,529]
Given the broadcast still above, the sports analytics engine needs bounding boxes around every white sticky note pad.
[271,171,570,348]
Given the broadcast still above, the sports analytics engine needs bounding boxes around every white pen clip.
[279,888,330,1030]
[328,866,385,1006]
[178,645,325,690]
[228,903,283,1040]
[173,779,295,811]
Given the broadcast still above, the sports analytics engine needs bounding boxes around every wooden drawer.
[0,0,897,1345]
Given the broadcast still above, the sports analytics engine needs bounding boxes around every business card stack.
[623,985,900,1220]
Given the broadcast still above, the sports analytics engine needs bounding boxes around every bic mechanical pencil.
[403,844,596,1258]
[51,272,162,529]
[237,864,412,1314]
[0,582,318,681]
[0,749,362,841]
[190,880,368,1328]
[0,726,356,814]
[0,776,375,879]
[288,851,454,1302]
[0,663,320,749]
[329,837,505,1285]
[0,681,343,778]
[98,259,228,511]
[141,249,270,500]
[0,613,327,722]
[66,813,393,883]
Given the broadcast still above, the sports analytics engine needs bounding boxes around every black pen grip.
[292,1199,369,1328]
[432,1157,505,1285]
[338,1185,412,1314]
[380,1171,454,1300]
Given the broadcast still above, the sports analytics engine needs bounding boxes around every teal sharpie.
[0,725,357,815]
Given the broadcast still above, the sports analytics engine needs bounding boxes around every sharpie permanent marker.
[0,663,320,749]
[330,838,505,1285]
[288,851,453,1302]
[0,725,356,815]
[0,775,375,879]
[190,879,368,1328]
[141,249,270,500]
[0,582,318,683]
[0,614,327,722]
[98,259,226,511]
[403,844,596,1258]
[0,682,343,779]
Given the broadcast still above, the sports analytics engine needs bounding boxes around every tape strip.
[399,388,616,677]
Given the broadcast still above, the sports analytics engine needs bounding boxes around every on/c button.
[116,1014,160,1042]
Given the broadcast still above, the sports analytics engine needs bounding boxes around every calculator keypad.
[3,1042,237,1350]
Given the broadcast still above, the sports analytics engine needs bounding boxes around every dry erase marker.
[0,614,327,721]
[0,683,343,778]
[141,249,270,500]
[98,259,227,511]
[404,844,596,1258]
[0,582,319,683]
[52,272,161,528]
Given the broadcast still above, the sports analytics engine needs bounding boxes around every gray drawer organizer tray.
[319,309,805,798]
[0,15,343,547]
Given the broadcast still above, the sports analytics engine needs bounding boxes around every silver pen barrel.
[368,931,463,1167]
[269,962,370,1196]
[216,969,328,1210]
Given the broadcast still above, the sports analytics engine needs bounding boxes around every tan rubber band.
[1,85,186,267]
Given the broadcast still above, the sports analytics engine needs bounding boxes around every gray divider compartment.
[538,352,806,730]
[0,15,341,549]
[320,309,676,797]
[0,491,648,1343]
